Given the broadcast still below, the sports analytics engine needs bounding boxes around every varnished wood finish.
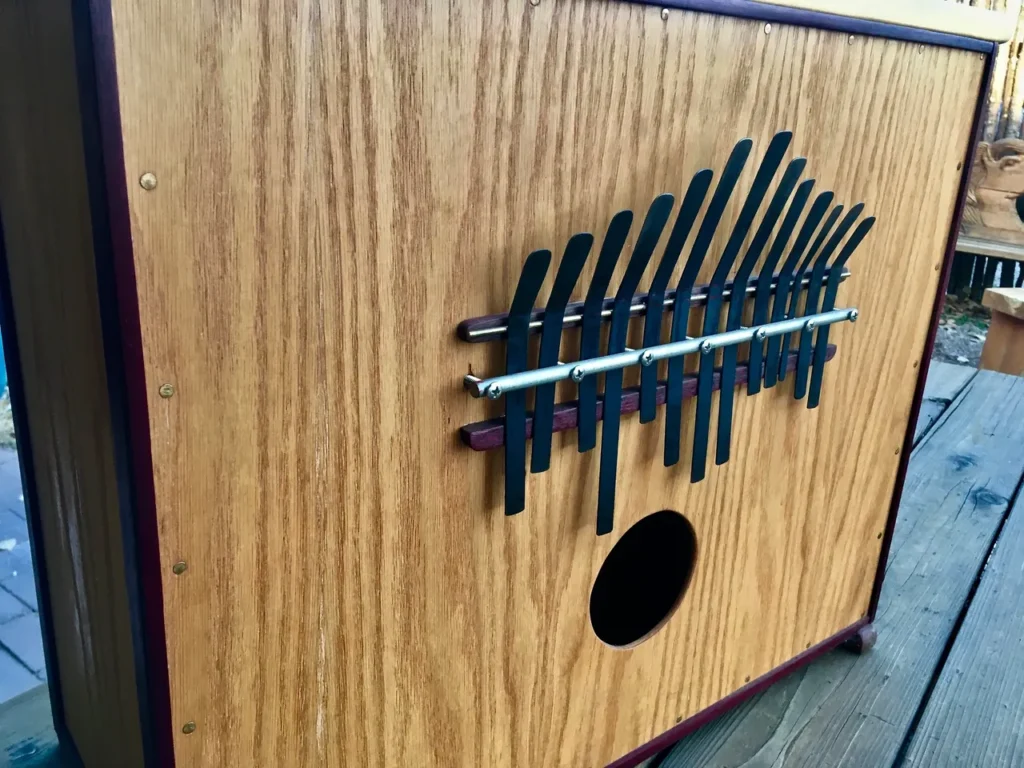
[105,3,985,765]
[0,2,144,765]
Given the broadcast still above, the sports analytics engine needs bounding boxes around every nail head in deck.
[764,23,771,34]
[159,383,175,398]
[182,722,196,735]
[529,0,540,6]
[848,35,855,44]
[139,172,157,190]
[662,8,670,20]
[172,561,187,575]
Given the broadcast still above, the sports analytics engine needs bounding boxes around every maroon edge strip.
[607,618,870,768]
[461,345,837,450]
[76,1,175,765]
[867,43,997,620]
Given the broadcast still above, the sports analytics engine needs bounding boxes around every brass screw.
[744,675,750,683]
[764,23,771,34]
[806,642,811,649]
[172,561,188,575]
[662,8,670,20]
[140,172,157,191]
[877,532,883,539]
[956,162,963,171]
[913,360,919,368]
[895,447,900,455]
[182,721,196,735]
[159,383,175,399]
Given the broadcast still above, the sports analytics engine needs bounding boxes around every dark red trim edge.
[461,344,837,450]
[607,618,871,767]
[867,43,997,620]
[74,1,175,765]
[634,0,991,52]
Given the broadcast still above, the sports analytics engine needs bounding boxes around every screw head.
[805,319,817,331]
[486,384,502,400]
[570,367,586,383]
[661,8,669,20]
[172,561,188,575]
[700,339,713,355]
[159,383,175,398]
[529,0,540,6]
[182,721,196,735]
[139,172,157,191]
[755,327,768,342]
[848,309,859,322]
[764,23,771,34]
[640,351,654,367]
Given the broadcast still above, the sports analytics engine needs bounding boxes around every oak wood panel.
[108,3,984,765]
[0,2,145,766]
[902,448,1024,767]
[662,371,1024,767]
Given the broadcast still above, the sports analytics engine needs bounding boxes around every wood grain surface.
[106,2,984,765]
[902,443,1024,767]
[0,2,145,765]
[662,372,1024,766]
[914,361,977,444]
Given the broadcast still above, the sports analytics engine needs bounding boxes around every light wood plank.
[915,362,978,444]
[902,469,1024,766]
[752,0,1019,42]
[661,371,1024,767]
[980,313,1024,375]
[106,2,983,764]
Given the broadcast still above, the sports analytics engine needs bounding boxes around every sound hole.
[589,510,697,648]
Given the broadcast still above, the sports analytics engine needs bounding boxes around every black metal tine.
[747,179,814,396]
[691,131,793,483]
[763,191,834,389]
[715,158,806,466]
[504,249,551,516]
[774,203,843,385]
[530,233,593,473]
[577,211,633,453]
[596,194,675,535]
[664,140,753,468]
[807,217,876,409]
[638,170,713,424]
[793,203,864,399]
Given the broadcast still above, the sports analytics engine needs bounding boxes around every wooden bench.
[981,287,1024,376]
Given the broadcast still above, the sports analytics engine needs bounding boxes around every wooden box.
[0,1,1009,765]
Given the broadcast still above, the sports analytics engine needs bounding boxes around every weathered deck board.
[660,371,1024,768]
[0,685,58,767]
[901,478,1024,766]
[914,362,977,445]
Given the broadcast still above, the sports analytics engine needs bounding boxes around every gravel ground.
[933,295,989,367]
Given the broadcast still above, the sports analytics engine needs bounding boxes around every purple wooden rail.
[460,344,837,451]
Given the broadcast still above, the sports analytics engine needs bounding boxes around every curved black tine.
[808,217,876,408]
[691,130,793,483]
[664,139,753,468]
[793,203,864,399]
[577,211,632,453]
[504,249,551,515]
[763,191,834,388]
[747,179,814,395]
[596,193,675,535]
[639,169,713,424]
[715,157,806,466]
[774,203,843,385]
[530,233,593,473]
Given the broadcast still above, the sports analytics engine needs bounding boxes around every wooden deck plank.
[659,371,1024,768]
[901,477,1024,766]
[0,684,58,767]
[915,362,977,445]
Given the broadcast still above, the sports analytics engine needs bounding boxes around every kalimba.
[0,1,1012,766]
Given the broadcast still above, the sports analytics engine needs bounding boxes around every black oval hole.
[589,510,696,648]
